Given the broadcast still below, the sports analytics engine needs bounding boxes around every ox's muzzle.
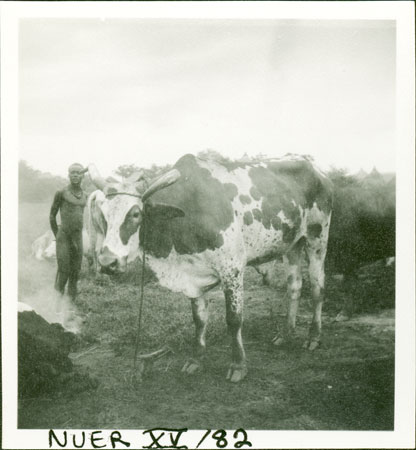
[98,247,126,274]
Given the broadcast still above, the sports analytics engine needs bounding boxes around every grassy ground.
[17,202,395,430]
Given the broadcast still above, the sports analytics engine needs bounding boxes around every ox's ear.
[121,169,149,193]
[126,169,145,184]
[144,202,185,221]
[135,177,149,194]
[88,164,108,191]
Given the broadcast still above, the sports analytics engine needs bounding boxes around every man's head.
[68,163,86,186]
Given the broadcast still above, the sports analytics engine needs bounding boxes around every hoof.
[303,339,320,351]
[226,364,247,383]
[272,335,296,348]
[181,359,202,375]
[272,335,285,347]
[334,312,350,322]
[130,371,143,387]
[129,364,145,387]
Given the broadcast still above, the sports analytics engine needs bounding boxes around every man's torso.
[59,186,87,233]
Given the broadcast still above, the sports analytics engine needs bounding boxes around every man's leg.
[55,229,70,295]
[68,231,83,301]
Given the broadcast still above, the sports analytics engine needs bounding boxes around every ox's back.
[141,154,332,263]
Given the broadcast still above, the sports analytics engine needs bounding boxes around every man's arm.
[49,191,62,237]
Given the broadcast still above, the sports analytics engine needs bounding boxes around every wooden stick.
[136,346,171,361]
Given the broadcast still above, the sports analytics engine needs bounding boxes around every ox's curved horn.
[87,164,108,191]
[142,169,181,202]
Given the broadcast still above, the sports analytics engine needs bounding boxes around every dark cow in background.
[325,169,395,319]
[88,154,333,382]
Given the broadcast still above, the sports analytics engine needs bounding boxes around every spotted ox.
[88,154,333,382]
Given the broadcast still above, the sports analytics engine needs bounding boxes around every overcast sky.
[19,19,395,178]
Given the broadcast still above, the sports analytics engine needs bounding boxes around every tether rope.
[106,192,141,199]
[133,219,147,370]
[107,189,147,370]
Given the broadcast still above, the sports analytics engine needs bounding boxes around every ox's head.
[88,164,184,273]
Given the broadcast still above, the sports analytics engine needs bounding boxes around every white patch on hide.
[99,190,143,264]
[145,248,220,298]
[277,210,294,227]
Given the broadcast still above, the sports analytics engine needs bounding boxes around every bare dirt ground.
[17,202,395,431]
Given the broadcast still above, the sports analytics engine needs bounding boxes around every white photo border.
[1,1,414,449]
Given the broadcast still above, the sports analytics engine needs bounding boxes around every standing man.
[50,163,88,301]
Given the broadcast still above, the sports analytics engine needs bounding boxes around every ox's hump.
[141,154,238,258]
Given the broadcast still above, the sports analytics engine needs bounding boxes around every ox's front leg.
[223,271,247,383]
[182,297,209,375]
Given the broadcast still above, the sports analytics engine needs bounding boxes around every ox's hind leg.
[223,270,247,383]
[304,220,330,350]
[182,297,209,375]
[273,244,303,347]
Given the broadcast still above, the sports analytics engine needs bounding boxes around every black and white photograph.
[1,1,415,449]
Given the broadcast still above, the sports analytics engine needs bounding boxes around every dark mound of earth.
[18,310,98,398]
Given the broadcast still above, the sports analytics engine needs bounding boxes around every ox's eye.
[120,206,141,245]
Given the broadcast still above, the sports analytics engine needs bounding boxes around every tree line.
[19,152,394,204]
